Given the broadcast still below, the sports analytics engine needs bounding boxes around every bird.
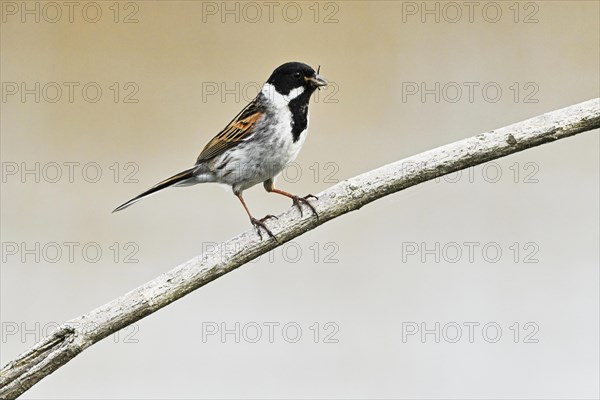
[113,62,328,239]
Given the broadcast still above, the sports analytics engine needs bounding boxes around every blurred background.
[1,1,598,398]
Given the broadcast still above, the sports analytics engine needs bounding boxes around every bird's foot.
[291,194,318,218]
[250,217,277,240]
[260,214,278,222]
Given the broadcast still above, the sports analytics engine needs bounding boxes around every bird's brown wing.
[196,100,265,164]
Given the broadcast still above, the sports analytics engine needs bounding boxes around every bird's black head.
[266,62,327,96]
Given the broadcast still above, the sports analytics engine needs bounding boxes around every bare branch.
[1,98,599,399]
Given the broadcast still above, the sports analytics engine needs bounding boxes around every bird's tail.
[112,167,195,212]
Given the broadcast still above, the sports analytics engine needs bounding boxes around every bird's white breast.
[264,105,308,167]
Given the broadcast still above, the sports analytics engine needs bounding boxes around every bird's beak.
[305,74,328,87]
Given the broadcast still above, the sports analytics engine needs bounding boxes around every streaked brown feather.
[196,100,264,163]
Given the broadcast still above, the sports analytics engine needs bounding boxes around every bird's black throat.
[288,88,315,142]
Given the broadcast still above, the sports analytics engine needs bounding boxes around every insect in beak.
[314,65,326,91]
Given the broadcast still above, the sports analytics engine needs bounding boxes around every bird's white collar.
[261,83,305,108]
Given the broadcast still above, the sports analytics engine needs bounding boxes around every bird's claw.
[250,217,277,240]
[292,194,318,219]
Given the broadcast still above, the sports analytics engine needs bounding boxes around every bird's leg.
[236,193,276,240]
[263,179,318,218]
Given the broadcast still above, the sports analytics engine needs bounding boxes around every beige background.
[1,1,599,398]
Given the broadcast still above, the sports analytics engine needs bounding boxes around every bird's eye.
[293,72,302,79]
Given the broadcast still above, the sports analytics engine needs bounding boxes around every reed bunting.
[113,62,328,239]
